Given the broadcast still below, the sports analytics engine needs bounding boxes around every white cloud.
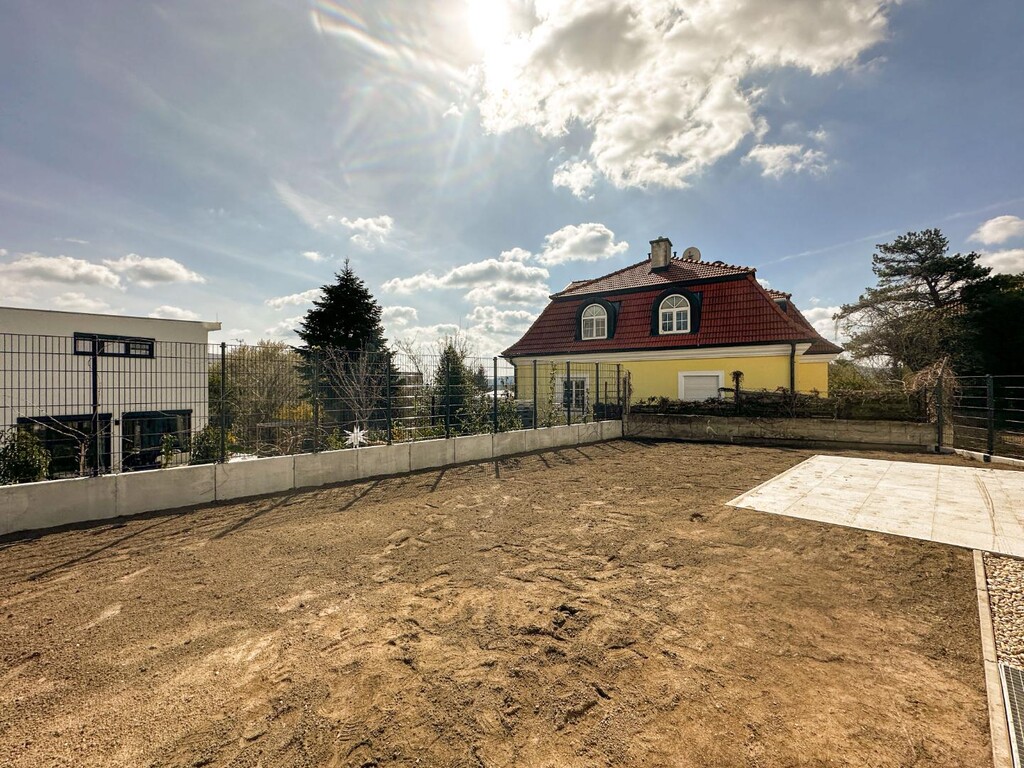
[381,305,419,328]
[149,305,201,321]
[264,314,304,342]
[552,160,596,198]
[382,258,549,295]
[970,216,1024,246]
[390,322,462,349]
[465,306,536,335]
[536,223,628,265]
[499,247,532,262]
[274,181,395,247]
[265,288,322,310]
[0,253,122,289]
[53,292,112,313]
[464,283,551,305]
[104,253,205,287]
[381,222,626,307]
[302,250,325,262]
[475,0,890,190]
[327,214,394,249]
[979,249,1024,274]
[745,144,829,178]
[802,305,845,343]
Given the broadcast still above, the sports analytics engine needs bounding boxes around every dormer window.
[659,294,690,334]
[581,304,608,340]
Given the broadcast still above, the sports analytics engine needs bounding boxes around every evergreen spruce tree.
[296,260,395,434]
[297,259,387,352]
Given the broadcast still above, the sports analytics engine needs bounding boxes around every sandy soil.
[0,441,991,767]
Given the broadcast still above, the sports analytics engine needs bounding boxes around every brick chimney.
[650,236,672,271]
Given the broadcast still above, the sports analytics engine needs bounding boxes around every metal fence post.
[532,360,538,429]
[616,364,622,412]
[595,362,600,421]
[935,378,944,452]
[311,348,321,452]
[987,374,996,456]
[444,355,452,439]
[219,342,227,463]
[492,357,499,433]
[386,355,393,444]
[565,360,572,426]
[91,336,100,477]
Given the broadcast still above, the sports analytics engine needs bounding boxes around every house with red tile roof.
[503,237,841,414]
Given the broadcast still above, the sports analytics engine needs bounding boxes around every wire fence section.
[1,334,626,481]
[940,375,1024,460]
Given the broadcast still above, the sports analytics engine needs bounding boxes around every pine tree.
[296,260,395,433]
[297,259,387,352]
[836,229,991,375]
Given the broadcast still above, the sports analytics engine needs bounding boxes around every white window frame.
[559,375,590,412]
[677,371,725,401]
[659,295,691,335]
[581,304,608,340]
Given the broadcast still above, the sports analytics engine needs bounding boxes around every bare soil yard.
[0,442,990,767]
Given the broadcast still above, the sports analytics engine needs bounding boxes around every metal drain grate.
[1000,662,1024,767]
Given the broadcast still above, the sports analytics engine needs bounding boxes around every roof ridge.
[553,254,753,298]
[552,256,651,297]
[696,256,755,272]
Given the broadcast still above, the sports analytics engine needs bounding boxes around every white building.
[0,307,221,475]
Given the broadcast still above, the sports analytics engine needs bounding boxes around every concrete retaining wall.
[0,421,622,536]
[626,413,935,450]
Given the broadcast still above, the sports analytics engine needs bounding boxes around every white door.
[678,372,723,401]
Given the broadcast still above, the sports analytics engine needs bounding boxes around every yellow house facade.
[503,238,841,420]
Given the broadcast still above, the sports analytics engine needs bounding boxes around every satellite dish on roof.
[682,246,701,262]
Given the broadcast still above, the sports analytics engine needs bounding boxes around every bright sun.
[465,0,511,52]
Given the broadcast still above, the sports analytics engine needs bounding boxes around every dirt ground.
[0,441,992,767]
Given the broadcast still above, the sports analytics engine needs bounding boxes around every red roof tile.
[779,300,844,356]
[554,256,752,298]
[504,272,843,358]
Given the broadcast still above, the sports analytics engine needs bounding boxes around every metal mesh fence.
[1,334,627,482]
[938,375,1024,460]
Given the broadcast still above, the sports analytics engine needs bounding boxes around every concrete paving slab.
[728,455,1024,557]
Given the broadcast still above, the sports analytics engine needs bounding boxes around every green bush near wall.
[0,428,51,485]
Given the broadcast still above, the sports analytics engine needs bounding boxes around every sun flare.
[464,0,511,52]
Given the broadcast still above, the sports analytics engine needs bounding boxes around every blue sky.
[1,0,1023,355]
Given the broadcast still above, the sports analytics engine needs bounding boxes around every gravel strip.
[984,553,1024,665]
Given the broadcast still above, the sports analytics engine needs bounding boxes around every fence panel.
[2,335,626,484]
[947,375,1024,461]
[1,333,210,478]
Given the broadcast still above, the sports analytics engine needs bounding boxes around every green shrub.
[189,425,222,465]
[0,428,51,485]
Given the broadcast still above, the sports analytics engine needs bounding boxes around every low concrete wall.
[118,464,216,517]
[409,439,455,472]
[454,434,493,464]
[357,443,411,480]
[626,413,935,450]
[0,421,622,536]
[1,475,117,534]
[217,456,295,502]
[293,449,358,489]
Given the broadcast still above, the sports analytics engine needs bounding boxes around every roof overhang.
[507,343,814,364]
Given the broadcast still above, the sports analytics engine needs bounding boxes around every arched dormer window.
[659,294,690,334]
[581,304,608,340]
